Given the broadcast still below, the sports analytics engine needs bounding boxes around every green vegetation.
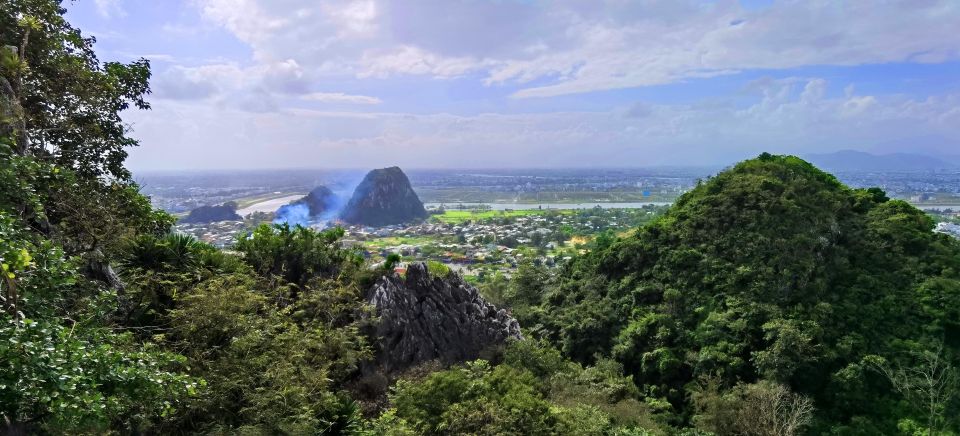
[432,208,574,224]
[3,3,959,435]
[363,235,444,249]
[379,340,668,435]
[418,189,677,204]
[529,154,960,433]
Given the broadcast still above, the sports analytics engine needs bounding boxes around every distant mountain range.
[804,150,958,172]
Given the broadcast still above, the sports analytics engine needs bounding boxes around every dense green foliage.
[1,0,152,179]
[534,153,960,433]
[117,225,374,434]
[0,139,199,433]
[378,340,667,435]
[4,2,960,434]
[235,223,362,288]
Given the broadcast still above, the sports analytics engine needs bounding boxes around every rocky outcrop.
[340,167,428,226]
[367,262,521,373]
[180,202,242,223]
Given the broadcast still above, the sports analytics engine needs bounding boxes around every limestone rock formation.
[367,262,521,372]
[339,167,428,226]
[180,202,242,223]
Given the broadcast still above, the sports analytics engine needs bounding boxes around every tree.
[384,253,402,271]
[235,224,361,291]
[0,4,203,432]
[0,192,198,433]
[164,274,371,433]
[539,154,960,432]
[692,379,814,436]
[1,46,28,154]
[869,345,960,435]
[1,0,152,180]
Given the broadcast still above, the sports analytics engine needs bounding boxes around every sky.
[65,0,960,170]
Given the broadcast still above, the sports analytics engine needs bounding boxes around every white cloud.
[357,46,483,79]
[126,78,960,170]
[301,92,382,105]
[192,0,960,97]
[94,0,125,18]
[115,1,960,170]
[152,61,311,105]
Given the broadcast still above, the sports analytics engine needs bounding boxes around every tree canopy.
[534,153,960,433]
[2,0,151,180]
[2,1,958,434]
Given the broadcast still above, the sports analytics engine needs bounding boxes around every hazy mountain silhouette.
[805,150,955,171]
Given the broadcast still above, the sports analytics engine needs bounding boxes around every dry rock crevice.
[366,262,521,373]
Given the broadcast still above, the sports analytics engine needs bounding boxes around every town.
[175,205,667,281]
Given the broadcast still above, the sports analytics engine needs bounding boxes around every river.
[237,194,305,216]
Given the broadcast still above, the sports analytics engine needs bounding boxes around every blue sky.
[65,0,960,170]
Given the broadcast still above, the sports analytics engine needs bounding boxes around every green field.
[362,235,444,249]
[432,208,574,224]
[416,188,679,204]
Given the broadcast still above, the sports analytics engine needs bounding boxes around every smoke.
[270,170,369,227]
[317,193,346,221]
[328,171,368,219]
[273,203,310,226]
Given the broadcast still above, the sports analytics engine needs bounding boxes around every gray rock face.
[340,167,428,226]
[367,262,521,372]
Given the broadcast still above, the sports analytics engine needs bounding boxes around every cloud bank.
[127,77,960,169]
[83,0,960,170]
[194,0,960,97]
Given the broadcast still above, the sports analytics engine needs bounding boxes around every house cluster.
[935,222,960,239]
[337,211,642,277]
[168,206,661,281]
[175,220,247,248]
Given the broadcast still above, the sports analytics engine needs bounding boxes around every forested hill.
[2,2,960,434]
[535,153,960,433]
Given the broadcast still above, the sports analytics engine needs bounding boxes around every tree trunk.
[0,73,29,155]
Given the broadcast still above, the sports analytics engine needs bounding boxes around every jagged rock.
[367,262,521,372]
[340,167,428,226]
[180,202,242,223]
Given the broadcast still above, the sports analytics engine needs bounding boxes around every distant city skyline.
[66,0,960,171]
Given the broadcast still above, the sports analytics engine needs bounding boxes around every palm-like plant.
[119,233,210,272]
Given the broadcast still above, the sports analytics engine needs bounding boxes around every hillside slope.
[539,153,960,432]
